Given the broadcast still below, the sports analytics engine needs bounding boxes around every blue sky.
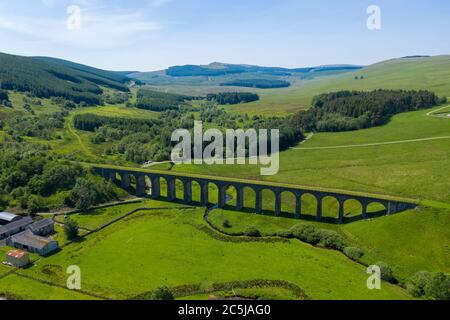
[0,0,449,71]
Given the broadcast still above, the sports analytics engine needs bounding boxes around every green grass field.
[75,104,159,120]
[15,207,410,300]
[0,274,98,300]
[208,206,450,281]
[228,56,450,115]
[169,106,450,204]
[54,199,185,230]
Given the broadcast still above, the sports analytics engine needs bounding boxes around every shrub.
[27,195,46,214]
[375,262,395,283]
[344,247,364,261]
[290,224,320,244]
[244,227,262,237]
[276,230,294,239]
[407,271,431,298]
[222,220,232,229]
[316,230,347,250]
[151,286,174,300]
[425,272,450,300]
[64,218,79,240]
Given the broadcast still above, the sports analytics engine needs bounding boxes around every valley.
[0,52,449,301]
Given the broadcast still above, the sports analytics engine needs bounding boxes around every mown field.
[12,205,410,300]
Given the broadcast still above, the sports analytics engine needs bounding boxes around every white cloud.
[0,5,162,49]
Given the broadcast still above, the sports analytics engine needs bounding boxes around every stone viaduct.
[93,166,417,224]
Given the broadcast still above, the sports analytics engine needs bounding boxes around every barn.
[0,212,23,225]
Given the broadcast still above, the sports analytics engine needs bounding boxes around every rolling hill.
[128,62,363,87]
[0,52,130,105]
[229,55,450,115]
[33,56,132,84]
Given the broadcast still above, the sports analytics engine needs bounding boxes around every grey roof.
[28,219,54,233]
[0,212,20,222]
[0,217,33,234]
[10,230,55,250]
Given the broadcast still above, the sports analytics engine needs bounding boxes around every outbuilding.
[28,219,55,236]
[6,249,30,268]
[0,217,33,240]
[7,230,59,256]
[0,212,22,225]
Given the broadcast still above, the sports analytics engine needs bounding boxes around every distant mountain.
[0,52,130,104]
[129,62,363,86]
[163,62,363,77]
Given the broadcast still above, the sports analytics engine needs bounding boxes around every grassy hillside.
[34,56,131,84]
[0,52,129,104]
[229,55,450,115]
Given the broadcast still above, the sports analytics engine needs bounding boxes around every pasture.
[15,207,410,300]
[208,206,450,281]
[228,56,450,115]
[170,106,450,204]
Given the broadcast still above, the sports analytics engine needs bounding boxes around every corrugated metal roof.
[7,249,28,259]
[9,230,55,250]
[0,217,33,234]
[0,212,19,222]
[28,219,54,232]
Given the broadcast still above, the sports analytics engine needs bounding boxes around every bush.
[244,227,262,237]
[316,229,347,250]
[222,220,232,229]
[64,218,79,240]
[276,230,294,239]
[290,224,320,244]
[27,195,46,214]
[407,271,431,298]
[425,272,450,300]
[375,262,395,283]
[344,247,364,261]
[151,286,174,300]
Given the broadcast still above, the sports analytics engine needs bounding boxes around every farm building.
[28,219,55,236]
[0,212,23,225]
[7,230,59,256]
[6,249,30,268]
[0,217,33,240]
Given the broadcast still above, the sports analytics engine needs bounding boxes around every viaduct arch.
[94,166,417,224]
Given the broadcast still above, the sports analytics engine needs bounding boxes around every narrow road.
[293,106,450,151]
[65,114,96,159]
[292,136,450,150]
[427,105,450,118]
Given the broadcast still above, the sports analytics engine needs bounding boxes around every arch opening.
[343,199,363,221]
[261,189,276,213]
[280,191,297,217]
[300,193,318,220]
[223,185,238,209]
[321,196,340,221]
[191,180,202,204]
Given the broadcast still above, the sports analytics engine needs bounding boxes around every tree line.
[221,79,291,89]
[0,139,118,214]
[74,103,303,164]
[206,92,259,105]
[293,89,444,132]
[135,89,194,112]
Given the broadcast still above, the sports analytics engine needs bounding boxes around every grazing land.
[14,206,410,300]
[0,51,449,301]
